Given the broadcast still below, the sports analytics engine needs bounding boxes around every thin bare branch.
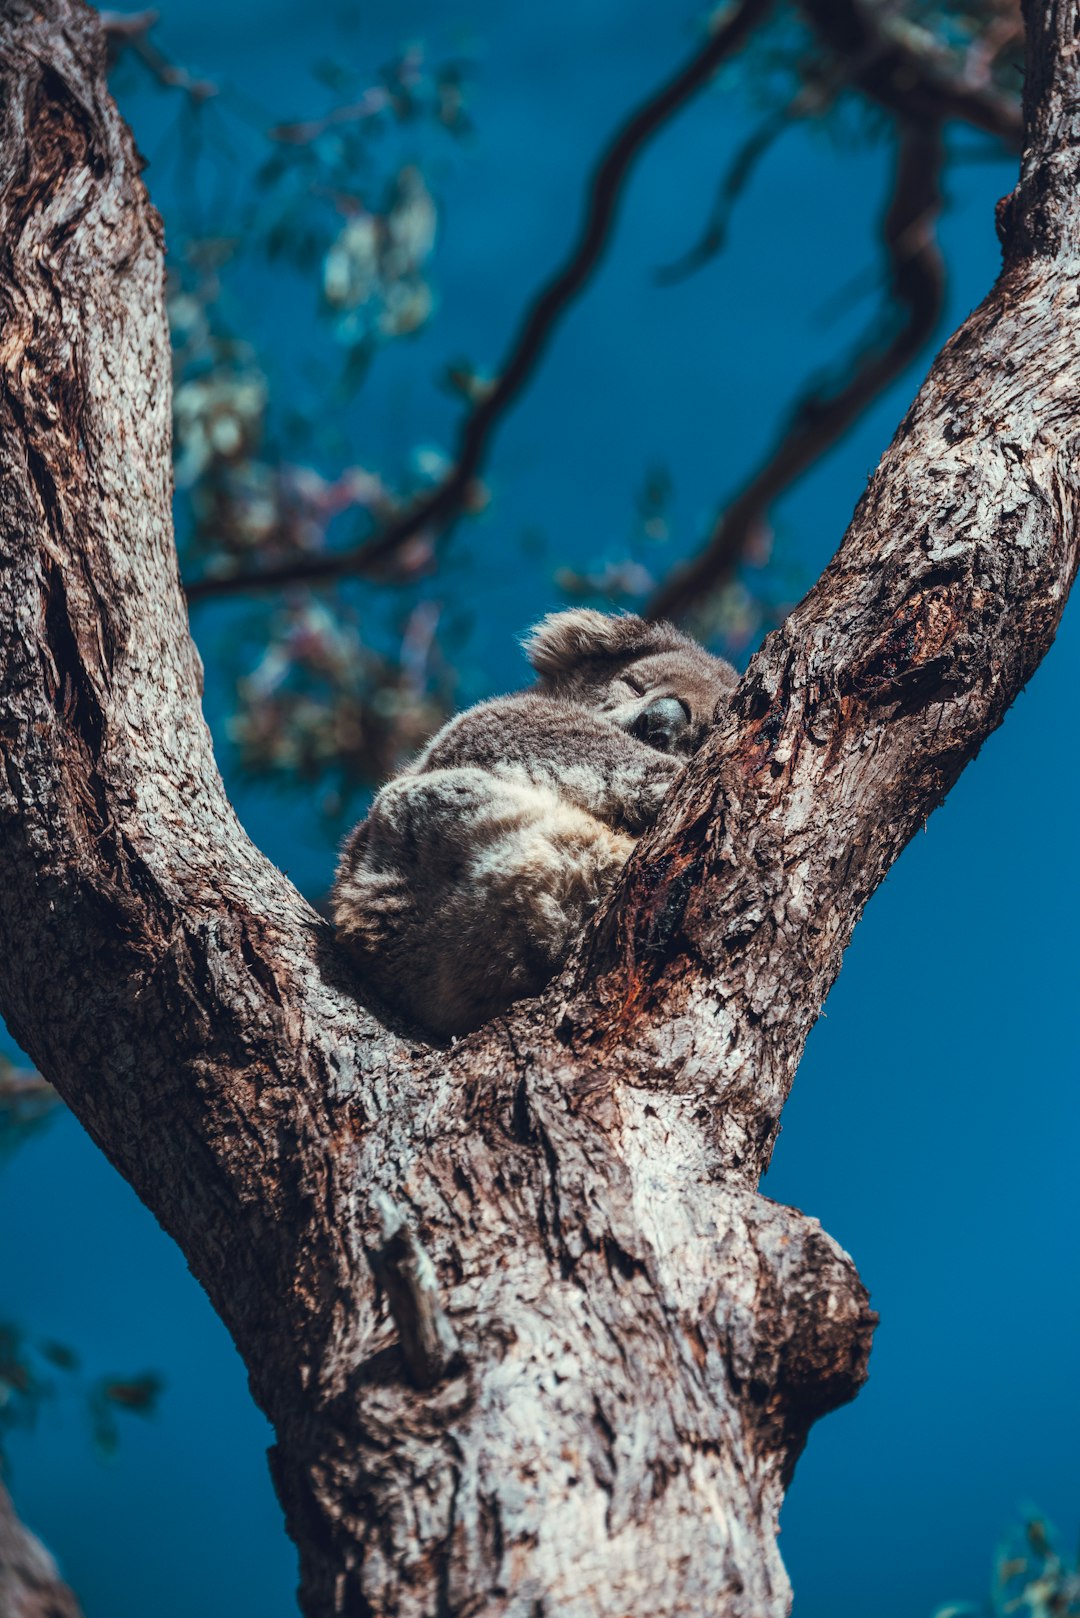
[100,8,217,101]
[654,104,793,286]
[97,7,157,39]
[651,33,889,289]
[648,117,946,622]
[183,0,776,603]
[648,0,1022,621]
[269,87,392,145]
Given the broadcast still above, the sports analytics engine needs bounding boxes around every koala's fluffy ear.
[524,609,665,680]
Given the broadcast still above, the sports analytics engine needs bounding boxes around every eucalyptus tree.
[0,1,1073,1614]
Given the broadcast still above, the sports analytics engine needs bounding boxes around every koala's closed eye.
[331,609,738,1038]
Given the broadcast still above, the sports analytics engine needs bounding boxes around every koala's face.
[524,609,739,757]
[588,643,735,755]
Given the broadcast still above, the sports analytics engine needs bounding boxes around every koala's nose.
[631,696,691,754]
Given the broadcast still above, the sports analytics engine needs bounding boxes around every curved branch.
[651,7,980,294]
[648,117,946,622]
[183,0,775,603]
[649,0,1021,620]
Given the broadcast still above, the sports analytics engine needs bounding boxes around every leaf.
[38,1340,80,1373]
[98,1373,164,1415]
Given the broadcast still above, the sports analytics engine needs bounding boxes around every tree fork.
[0,2,1075,1616]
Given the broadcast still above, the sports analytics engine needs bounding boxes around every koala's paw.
[625,754,683,831]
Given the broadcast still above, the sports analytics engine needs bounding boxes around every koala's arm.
[416,693,681,834]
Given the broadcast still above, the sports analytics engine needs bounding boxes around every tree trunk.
[0,1,1075,1615]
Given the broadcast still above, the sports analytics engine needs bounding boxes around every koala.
[331,609,738,1038]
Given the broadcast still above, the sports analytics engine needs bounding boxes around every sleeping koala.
[331,609,738,1037]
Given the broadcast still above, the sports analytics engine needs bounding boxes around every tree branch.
[182,0,775,603]
[648,117,946,622]
[186,0,1020,611]
[653,101,792,287]
[99,8,217,101]
[648,0,1022,622]
[796,0,1022,147]
[0,2,1074,1615]
[0,1482,82,1618]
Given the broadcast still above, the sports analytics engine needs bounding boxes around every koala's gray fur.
[331,609,738,1037]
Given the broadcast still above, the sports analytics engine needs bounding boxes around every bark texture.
[0,2,1075,1616]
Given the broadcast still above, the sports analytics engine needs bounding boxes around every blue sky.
[0,4,1076,1616]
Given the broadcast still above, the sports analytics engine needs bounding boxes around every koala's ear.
[523,609,657,679]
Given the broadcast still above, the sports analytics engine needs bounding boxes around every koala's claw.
[620,756,682,831]
[647,756,682,806]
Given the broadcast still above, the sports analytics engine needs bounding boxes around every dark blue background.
[1,3,1076,1615]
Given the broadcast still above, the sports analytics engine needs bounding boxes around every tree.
[0,0,1074,1615]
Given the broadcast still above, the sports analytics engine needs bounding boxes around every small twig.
[653,12,987,292]
[183,0,776,604]
[654,104,793,286]
[654,41,887,291]
[98,7,158,39]
[100,9,218,102]
[648,119,946,623]
[270,88,392,145]
[369,1192,463,1389]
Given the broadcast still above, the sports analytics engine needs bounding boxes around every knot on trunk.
[726,1197,876,1479]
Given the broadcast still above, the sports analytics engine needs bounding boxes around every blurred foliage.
[0,1054,59,1167]
[157,41,480,817]
[0,1320,162,1464]
[321,165,437,348]
[890,0,1023,89]
[933,1513,1080,1618]
[1,1057,164,1468]
[229,596,453,817]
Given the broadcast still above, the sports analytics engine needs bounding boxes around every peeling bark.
[0,2,1075,1616]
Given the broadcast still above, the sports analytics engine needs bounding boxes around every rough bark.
[0,1482,82,1618]
[0,3,1074,1617]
